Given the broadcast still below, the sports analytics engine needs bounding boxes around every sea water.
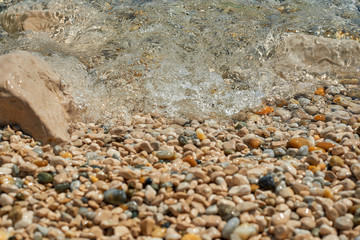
[0,0,359,123]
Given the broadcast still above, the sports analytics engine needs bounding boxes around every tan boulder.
[0,10,63,34]
[273,34,360,78]
[0,51,69,144]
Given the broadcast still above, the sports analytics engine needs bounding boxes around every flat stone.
[0,51,69,144]
[202,215,222,227]
[228,185,251,196]
[118,168,140,180]
[334,216,353,230]
[238,202,259,213]
[140,217,155,236]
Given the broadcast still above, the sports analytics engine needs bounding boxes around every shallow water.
[0,0,359,122]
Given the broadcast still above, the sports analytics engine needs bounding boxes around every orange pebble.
[308,147,326,153]
[319,163,326,171]
[196,129,206,140]
[249,138,262,148]
[250,184,259,192]
[315,142,335,151]
[119,204,129,211]
[90,175,98,183]
[314,114,325,121]
[33,159,48,167]
[287,137,310,148]
[60,151,72,159]
[181,234,202,240]
[182,155,197,167]
[253,106,274,115]
[315,87,325,96]
[323,187,333,199]
[308,165,320,173]
[139,176,147,184]
[313,135,320,140]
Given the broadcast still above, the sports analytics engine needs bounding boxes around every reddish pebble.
[249,138,262,148]
[315,142,335,151]
[314,114,325,121]
[253,106,274,115]
[287,137,310,149]
[308,147,325,153]
[315,87,325,96]
[182,155,197,167]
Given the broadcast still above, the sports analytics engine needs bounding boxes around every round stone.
[104,189,127,205]
[38,172,53,184]
[259,175,276,190]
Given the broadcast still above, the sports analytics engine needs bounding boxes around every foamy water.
[0,0,359,122]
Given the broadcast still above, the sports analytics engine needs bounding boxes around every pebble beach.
[0,83,359,240]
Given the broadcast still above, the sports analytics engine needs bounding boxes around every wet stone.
[55,182,70,192]
[103,189,127,205]
[259,175,276,190]
[37,172,53,184]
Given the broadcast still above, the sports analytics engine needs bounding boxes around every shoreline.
[0,83,359,240]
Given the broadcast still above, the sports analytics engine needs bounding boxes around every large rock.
[0,10,63,34]
[0,51,70,144]
[272,34,360,78]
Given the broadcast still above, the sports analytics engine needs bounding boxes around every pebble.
[103,189,127,205]
[230,223,258,240]
[228,185,251,196]
[0,86,358,239]
[334,216,354,230]
[259,175,276,190]
[156,150,176,160]
[222,217,240,239]
[54,182,70,192]
[287,137,310,148]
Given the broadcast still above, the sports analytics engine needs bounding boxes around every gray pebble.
[263,149,275,158]
[286,148,298,157]
[33,231,43,240]
[53,145,62,155]
[70,180,81,191]
[205,205,218,215]
[32,147,44,157]
[299,97,311,106]
[12,165,19,177]
[85,152,98,160]
[37,224,49,236]
[79,207,96,220]
[274,147,286,157]
[222,217,240,239]
[296,145,309,156]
